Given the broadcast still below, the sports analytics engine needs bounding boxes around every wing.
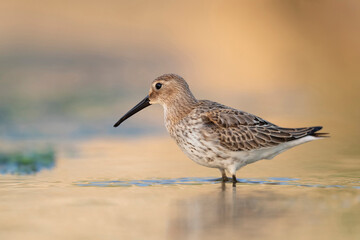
[200,108,322,151]
[201,108,271,127]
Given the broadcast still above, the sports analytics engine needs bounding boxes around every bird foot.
[232,175,238,187]
[222,175,229,182]
[216,175,238,187]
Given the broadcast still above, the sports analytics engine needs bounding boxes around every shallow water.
[75,177,360,189]
[0,137,359,240]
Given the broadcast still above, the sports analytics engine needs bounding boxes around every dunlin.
[114,74,327,185]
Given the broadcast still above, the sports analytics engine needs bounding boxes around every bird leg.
[232,174,238,187]
[220,169,229,182]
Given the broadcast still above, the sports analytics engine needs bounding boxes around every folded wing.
[201,108,323,151]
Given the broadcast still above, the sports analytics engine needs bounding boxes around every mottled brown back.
[196,100,324,151]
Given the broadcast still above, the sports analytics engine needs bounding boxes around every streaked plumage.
[114,74,328,185]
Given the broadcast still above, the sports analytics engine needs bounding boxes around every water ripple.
[75,177,360,189]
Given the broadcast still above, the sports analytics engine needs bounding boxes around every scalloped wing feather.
[199,106,322,152]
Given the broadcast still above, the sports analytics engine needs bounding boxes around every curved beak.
[113,95,151,127]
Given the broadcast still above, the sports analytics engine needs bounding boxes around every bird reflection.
[167,184,289,239]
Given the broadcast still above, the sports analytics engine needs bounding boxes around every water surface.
[0,138,359,240]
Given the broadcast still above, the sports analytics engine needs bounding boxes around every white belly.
[166,117,233,169]
[175,128,232,169]
[228,135,319,172]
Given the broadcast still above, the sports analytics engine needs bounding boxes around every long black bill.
[113,95,151,127]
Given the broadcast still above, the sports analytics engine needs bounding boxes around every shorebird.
[114,74,327,185]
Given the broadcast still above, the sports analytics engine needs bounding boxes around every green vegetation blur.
[0,148,55,174]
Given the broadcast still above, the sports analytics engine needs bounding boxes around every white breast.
[166,116,233,169]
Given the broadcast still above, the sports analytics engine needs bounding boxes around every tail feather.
[312,132,330,137]
[309,126,330,138]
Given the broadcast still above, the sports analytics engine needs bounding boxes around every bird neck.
[164,94,198,125]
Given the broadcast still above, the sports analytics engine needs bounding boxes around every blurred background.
[0,1,359,240]
[0,0,359,140]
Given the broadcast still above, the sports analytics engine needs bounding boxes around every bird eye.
[155,83,162,90]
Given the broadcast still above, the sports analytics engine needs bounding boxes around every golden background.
[0,0,359,139]
[0,1,359,240]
